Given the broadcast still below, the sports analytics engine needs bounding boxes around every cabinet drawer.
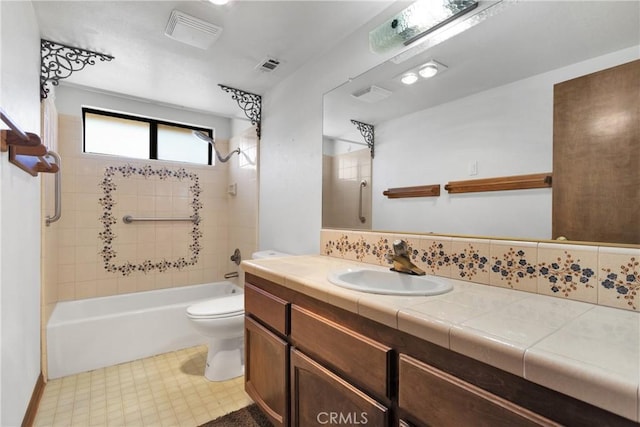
[398,354,560,427]
[290,348,388,427]
[245,282,289,335]
[290,305,391,399]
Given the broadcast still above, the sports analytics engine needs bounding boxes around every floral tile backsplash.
[321,229,640,312]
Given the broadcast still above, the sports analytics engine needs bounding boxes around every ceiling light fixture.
[370,0,478,53]
[208,0,229,5]
[396,59,447,85]
[418,61,439,78]
[400,72,419,85]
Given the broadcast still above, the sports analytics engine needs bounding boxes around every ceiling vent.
[164,10,223,50]
[256,57,281,73]
[351,85,393,103]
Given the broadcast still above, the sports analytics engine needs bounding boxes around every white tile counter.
[241,254,640,422]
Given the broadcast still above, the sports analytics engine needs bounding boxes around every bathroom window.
[83,108,213,165]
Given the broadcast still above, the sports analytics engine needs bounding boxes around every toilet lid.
[187,293,244,318]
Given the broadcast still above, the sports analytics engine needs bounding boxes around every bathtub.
[46,281,242,379]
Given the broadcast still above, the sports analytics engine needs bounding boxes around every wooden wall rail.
[383,184,441,199]
[444,173,552,194]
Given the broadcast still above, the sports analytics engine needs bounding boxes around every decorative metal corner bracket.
[219,84,262,139]
[351,119,375,158]
[40,39,114,100]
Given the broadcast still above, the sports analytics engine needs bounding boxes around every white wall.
[372,46,639,239]
[259,2,407,254]
[0,2,43,425]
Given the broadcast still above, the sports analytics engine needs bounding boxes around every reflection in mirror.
[322,136,372,230]
[322,0,640,244]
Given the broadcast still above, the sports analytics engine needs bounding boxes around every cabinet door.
[399,354,559,427]
[245,316,288,427]
[290,349,388,427]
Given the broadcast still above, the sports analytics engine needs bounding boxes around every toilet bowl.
[186,249,290,381]
[186,293,244,381]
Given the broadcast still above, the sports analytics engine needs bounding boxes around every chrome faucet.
[386,240,426,276]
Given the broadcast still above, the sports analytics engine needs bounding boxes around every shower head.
[191,130,240,163]
[193,130,214,144]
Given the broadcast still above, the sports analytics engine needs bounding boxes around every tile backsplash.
[321,229,640,312]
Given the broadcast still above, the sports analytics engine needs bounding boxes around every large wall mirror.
[322,0,639,244]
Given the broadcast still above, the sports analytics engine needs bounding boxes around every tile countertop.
[241,255,640,423]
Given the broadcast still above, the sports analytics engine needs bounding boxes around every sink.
[327,268,453,296]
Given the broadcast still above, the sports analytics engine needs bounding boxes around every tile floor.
[34,345,253,427]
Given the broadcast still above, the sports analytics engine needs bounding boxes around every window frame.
[82,107,213,165]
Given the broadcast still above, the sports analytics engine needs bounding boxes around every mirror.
[322,0,640,243]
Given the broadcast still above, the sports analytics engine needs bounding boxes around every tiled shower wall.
[322,150,372,230]
[43,114,257,321]
[321,229,640,313]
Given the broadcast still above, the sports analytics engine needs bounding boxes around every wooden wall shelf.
[9,144,59,177]
[1,109,59,176]
[444,173,552,194]
[383,184,441,199]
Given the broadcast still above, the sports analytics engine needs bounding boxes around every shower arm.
[193,131,240,163]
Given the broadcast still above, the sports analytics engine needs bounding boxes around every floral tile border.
[99,164,202,276]
[321,229,640,312]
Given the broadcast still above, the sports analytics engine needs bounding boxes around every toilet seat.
[187,294,244,319]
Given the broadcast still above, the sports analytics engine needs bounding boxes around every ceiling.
[324,0,640,142]
[33,0,395,119]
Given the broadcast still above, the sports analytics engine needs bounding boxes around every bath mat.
[199,404,273,427]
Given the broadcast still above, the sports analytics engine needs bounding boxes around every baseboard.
[21,372,45,427]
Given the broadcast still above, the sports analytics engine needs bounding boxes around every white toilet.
[186,249,289,381]
[186,293,244,381]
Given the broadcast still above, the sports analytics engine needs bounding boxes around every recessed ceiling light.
[418,61,439,78]
[400,72,419,85]
[208,0,229,5]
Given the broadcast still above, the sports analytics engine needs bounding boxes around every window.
[83,108,213,165]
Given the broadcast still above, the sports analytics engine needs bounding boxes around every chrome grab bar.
[122,215,199,224]
[45,151,61,226]
[359,179,367,224]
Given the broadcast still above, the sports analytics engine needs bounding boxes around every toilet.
[186,249,289,381]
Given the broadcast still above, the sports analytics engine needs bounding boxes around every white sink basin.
[327,268,453,296]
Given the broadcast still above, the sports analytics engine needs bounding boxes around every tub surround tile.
[598,246,640,312]
[490,240,538,293]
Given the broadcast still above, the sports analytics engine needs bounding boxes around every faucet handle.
[393,239,408,256]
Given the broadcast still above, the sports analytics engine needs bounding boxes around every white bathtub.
[46,281,242,379]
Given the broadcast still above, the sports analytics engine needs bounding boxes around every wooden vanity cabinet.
[244,273,638,427]
[290,305,391,401]
[244,283,290,427]
[290,349,389,427]
[398,354,559,427]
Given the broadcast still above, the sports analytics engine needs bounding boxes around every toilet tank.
[251,250,290,259]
